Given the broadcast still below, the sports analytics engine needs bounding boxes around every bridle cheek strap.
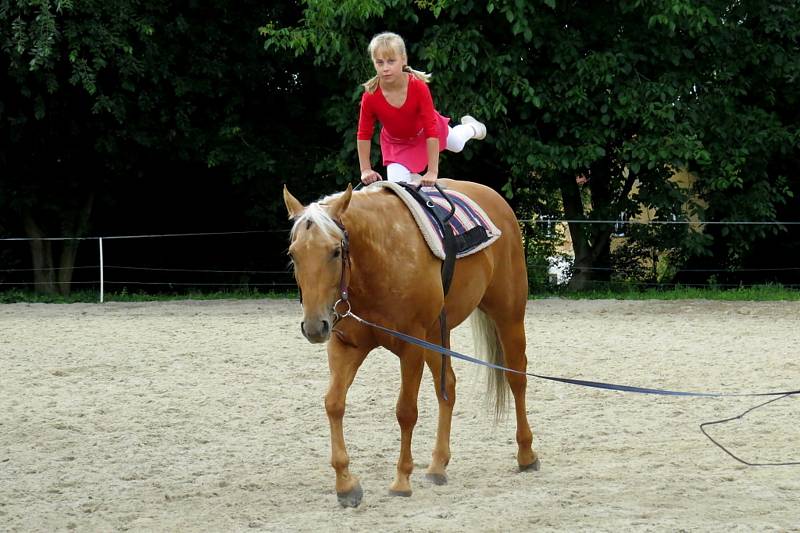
[332,220,351,323]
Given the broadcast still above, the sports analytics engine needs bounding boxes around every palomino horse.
[283,179,539,507]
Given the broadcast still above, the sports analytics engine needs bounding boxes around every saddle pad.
[373,181,502,260]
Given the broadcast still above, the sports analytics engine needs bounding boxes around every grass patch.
[0,288,298,304]
[3,284,799,304]
[533,283,800,301]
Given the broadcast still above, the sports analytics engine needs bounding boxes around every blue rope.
[344,310,799,466]
[345,311,798,398]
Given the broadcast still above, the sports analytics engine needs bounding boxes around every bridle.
[331,219,352,323]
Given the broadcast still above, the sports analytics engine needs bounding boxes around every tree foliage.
[264,0,800,289]
[684,2,800,277]
[1,0,331,293]
[1,0,798,293]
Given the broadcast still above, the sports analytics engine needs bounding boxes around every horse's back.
[438,179,524,245]
[439,179,520,228]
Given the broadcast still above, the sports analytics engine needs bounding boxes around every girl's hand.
[420,170,438,187]
[360,169,382,185]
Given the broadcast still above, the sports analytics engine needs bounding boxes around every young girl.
[357,32,487,187]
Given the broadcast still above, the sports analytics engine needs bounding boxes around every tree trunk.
[562,164,615,291]
[23,212,57,295]
[57,239,81,296]
[23,194,94,296]
[561,172,594,290]
[57,194,94,296]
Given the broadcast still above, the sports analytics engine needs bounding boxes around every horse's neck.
[343,196,394,268]
[343,193,428,298]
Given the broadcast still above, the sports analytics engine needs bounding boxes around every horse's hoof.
[336,482,363,508]
[388,489,412,498]
[425,473,448,486]
[519,458,541,472]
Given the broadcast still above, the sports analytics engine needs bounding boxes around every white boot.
[461,115,487,140]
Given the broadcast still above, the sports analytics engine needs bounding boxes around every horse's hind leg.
[495,319,540,471]
[423,347,456,485]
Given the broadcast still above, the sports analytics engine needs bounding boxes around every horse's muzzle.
[301,318,331,343]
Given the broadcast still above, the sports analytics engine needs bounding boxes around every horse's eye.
[332,248,341,259]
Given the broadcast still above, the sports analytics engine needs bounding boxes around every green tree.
[4,0,796,294]
[1,0,329,293]
[681,1,800,283]
[263,0,800,290]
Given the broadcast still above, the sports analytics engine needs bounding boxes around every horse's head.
[283,184,353,343]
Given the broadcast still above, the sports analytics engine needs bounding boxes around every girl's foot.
[461,115,487,140]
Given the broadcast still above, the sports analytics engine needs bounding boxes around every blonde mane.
[289,193,347,242]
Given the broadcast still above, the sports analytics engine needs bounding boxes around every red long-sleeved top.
[357,75,449,172]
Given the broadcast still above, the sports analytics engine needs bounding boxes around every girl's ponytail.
[362,75,380,93]
[361,66,431,93]
[403,65,432,84]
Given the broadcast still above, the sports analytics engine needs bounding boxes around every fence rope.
[1,219,800,242]
[2,224,798,297]
[519,219,800,225]
[0,230,283,241]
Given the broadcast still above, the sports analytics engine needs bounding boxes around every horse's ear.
[283,185,305,219]
[327,184,353,220]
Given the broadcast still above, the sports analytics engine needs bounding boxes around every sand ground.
[1,298,798,532]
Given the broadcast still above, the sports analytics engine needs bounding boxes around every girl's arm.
[414,78,440,186]
[357,92,382,184]
[420,138,439,186]
[357,139,382,184]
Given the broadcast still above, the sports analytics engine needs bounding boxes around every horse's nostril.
[300,319,330,342]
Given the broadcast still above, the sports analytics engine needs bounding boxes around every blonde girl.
[357,32,487,187]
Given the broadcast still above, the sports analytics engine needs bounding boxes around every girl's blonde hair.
[362,32,431,93]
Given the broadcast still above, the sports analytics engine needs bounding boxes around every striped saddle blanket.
[373,181,502,260]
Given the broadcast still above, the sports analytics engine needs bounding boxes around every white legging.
[386,124,476,182]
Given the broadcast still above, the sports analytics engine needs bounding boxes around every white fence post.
[99,237,104,303]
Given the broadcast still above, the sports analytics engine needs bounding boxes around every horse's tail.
[469,308,509,420]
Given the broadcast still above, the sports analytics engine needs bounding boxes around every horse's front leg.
[390,349,425,497]
[326,337,368,507]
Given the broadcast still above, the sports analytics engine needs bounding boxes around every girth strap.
[399,183,457,400]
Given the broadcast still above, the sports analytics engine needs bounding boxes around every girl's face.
[372,49,405,83]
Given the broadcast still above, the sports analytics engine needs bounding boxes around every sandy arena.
[1,298,798,531]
